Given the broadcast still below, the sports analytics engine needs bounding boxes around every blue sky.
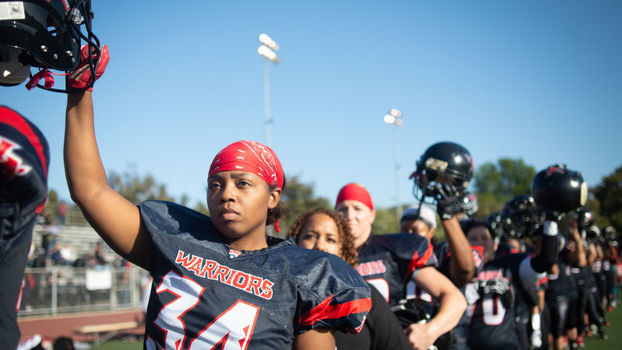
[4,1,622,209]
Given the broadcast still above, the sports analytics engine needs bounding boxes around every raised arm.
[406,266,467,350]
[435,185,475,287]
[64,48,152,269]
[441,216,475,287]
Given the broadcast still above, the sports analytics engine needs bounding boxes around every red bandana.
[209,140,284,232]
[209,140,284,189]
[335,183,374,210]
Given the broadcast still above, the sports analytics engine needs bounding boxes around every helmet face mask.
[486,211,504,241]
[0,0,100,91]
[460,192,478,217]
[500,195,544,239]
[572,207,595,229]
[585,224,600,243]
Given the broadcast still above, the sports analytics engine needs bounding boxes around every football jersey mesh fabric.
[355,233,436,305]
[139,200,370,349]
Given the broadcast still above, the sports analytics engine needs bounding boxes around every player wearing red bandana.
[335,183,466,350]
[63,52,370,349]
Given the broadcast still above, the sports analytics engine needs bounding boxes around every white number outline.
[481,295,506,326]
[152,271,260,350]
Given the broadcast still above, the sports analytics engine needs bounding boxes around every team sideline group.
[1,3,620,349]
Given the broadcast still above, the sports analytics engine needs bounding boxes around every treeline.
[42,160,622,239]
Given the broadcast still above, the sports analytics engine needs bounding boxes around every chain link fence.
[19,265,149,318]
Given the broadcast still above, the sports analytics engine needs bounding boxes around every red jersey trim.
[298,294,372,329]
[406,242,434,279]
[0,108,48,178]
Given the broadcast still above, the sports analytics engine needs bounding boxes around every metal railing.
[18,265,149,318]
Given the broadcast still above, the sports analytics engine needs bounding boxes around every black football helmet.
[486,211,504,240]
[500,195,544,239]
[531,164,587,213]
[571,207,595,229]
[411,141,474,202]
[0,0,100,91]
[460,192,478,217]
[585,224,600,243]
[604,226,617,240]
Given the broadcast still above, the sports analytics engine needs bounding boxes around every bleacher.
[32,224,119,264]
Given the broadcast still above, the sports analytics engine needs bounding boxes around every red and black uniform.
[334,284,412,350]
[463,253,533,350]
[0,106,49,349]
[140,201,371,350]
[407,242,484,307]
[545,256,575,339]
[434,243,485,350]
[354,232,436,306]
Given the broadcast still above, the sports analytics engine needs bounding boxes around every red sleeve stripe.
[298,294,372,327]
[471,245,484,257]
[406,242,434,279]
[0,107,48,178]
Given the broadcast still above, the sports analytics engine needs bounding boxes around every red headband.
[209,140,284,189]
[335,183,374,210]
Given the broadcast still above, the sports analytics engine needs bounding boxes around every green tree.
[473,158,536,219]
[279,175,331,235]
[593,166,622,234]
[372,206,405,234]
[108,170,176,204]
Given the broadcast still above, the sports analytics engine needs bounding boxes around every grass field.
[583,302,622,350]
[91,297,622,350]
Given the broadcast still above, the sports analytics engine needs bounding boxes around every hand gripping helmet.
[531,164,587,213]
[500,195,544,239]
[410,141,474,200]
[0,0,99,89]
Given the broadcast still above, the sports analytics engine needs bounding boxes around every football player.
[289,208,412,350]
[499,195,545,350]
[63,49,371,349]
[408,142,479,288]
[0,106,49,348]
[459,164,586,350]
[335,182,466,350]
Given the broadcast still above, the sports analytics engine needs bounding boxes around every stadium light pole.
[384,108,403,220]
[257,33,280,147]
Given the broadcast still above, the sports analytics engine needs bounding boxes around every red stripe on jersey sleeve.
[0,108,48,178]
[406,242,434,279]
[298,294,372,328]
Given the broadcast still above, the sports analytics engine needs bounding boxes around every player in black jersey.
[335,183,466,350]
[289,208,412,350]
[63,51,370,349]
[400,200,483,350]
[400,200,480,289]
[461,218,558,350]
[545,234,576,350]
[0,106,49,349]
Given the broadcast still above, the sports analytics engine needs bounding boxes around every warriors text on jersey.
[355,233,436,305]
[140,201,371,350]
